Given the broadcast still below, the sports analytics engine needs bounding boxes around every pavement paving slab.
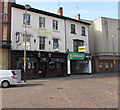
[1,72,119,109]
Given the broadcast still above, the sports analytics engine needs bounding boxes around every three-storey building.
[11,3,91,79]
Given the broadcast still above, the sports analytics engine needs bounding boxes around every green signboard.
[68,52,85,60]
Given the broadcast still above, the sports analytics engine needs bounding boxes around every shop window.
[99,62,103,71]
[39,36,45,50]
[48,62,62,70]
[53,20,58,30]
[110,62,113,68]
[56,63,61,69]
[105,62,109,71]
[27,61,36,69]
[71,24,76,34]
[27,62,31,69]
[23,13,30,25]
[81,26,86,36]
[73,40,84,52]
[48,62,55,69]
[31,62,35,69]
[39,17,45,28]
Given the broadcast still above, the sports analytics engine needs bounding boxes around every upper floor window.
[23,13,30,25]
[73,40,84,52]
[23,34,31,42]
[39,17,45,28]
[81,26,86,36]
[71,24,76,34]
[53,38,59,50]
[23,34,31,50]
[39,36,45,50]
[53,20,58,30]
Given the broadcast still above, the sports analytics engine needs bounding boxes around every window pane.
[23,13,30,25]
[53,20,58,30]
[39,17,45,28]
[81,26,85,36]
[53,39,59,49]
[73,40,84,52]
[39,37,45,50]
[71,24,75,33]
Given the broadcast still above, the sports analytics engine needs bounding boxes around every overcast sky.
[16,0,118,20]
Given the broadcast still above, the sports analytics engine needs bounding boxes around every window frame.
[23,13,31,25]
[71,24,76,34]
[39,36,46,50]
[81,26,86,36]
[53,20,58,30]
[39,17,45,28]
[53,38,59,50]
[73,40,84,52]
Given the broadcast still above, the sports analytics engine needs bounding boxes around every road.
[1,72,119,109]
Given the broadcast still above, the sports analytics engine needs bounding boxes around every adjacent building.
[65,15,92,75]
[0,0,12,70]
[10,3,91,79]
[88,17,119,72]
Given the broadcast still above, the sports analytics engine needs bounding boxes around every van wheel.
[2,81,10,88]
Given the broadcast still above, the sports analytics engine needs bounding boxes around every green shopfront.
[67,52,92,74]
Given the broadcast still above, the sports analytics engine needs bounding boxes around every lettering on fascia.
[33,28,51,35]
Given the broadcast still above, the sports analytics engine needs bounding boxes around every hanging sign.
[68,52,85,60]
[78,46,86,52]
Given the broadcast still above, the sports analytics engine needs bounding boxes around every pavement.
[1,72,119,109]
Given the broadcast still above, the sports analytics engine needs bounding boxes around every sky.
[16,0,118,21]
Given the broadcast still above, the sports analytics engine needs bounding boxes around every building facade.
[0,0,12,70]
[88,17,119,72]
[11,3,67,79]
[11,3,91,79]
[65,17,92,75]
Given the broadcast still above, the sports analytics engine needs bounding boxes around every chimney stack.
[75,14,80,20]
[58,7,63,16]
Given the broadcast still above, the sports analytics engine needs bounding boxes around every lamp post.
[23,4,31,82]
[112,35,116,72]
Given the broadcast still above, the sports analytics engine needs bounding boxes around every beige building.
[0,1,12,70]
[87,17,119,72]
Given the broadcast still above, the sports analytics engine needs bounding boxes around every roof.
[12,3,90,25]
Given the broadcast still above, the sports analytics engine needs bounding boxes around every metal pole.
[112,35,116,72]
[24,9,27,82]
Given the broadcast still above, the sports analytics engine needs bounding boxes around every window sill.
[38,27,46,30]
[22,25,32,28]
[81,34,86,36]
[71,32,76,34]
[53,30,59,33]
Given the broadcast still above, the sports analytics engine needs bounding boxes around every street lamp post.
[23,4,31,82]
[112,35,116,72]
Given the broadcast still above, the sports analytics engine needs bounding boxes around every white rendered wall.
[11,7,66,53]
[66,20,90,53]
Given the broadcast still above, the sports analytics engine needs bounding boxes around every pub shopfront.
[67,52,92,75]
[11,50,67,79]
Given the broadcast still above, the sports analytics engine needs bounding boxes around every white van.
[0,70,17,88]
